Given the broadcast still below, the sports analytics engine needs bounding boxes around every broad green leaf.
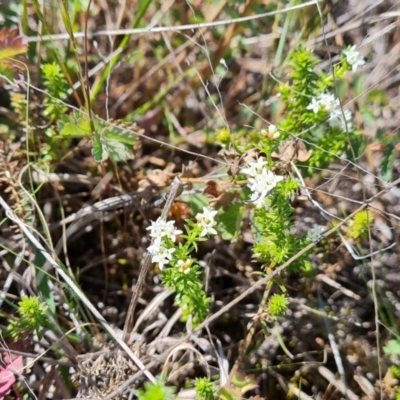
[359,105,376,126]
[346,131,367,162]
[92,131,108,162]
[216,203,242,240]
[104,125,138,146]
[103,136,132,162]
[384,340,400,356]
[59,112,92,137]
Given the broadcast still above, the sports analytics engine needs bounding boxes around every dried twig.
[123,176,184,343]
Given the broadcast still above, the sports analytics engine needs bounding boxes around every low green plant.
[7,296,49,340]
[195,377,217,400]
[41,62,68,122]
[347,210,374,240]
[146,44,369,327]
[136,380,176,400]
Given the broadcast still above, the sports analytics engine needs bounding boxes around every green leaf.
[60,0,74,38]
[104,125,138,146]
[136,381,176,400]
[0,27,28,81]
[59,112,92,137]
[384,340,400,356]
[216,203,242,240]
[381,143,398,182]
[103,136,132,162]
[92,131,108,162]
[346,131,367,162]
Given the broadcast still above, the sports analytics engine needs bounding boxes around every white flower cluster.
[242,157,284,208]
[307,92,353,131]
[146,218,182,270]
[342,45,365,73]
[146,206,218,271]
[306,92,338,114]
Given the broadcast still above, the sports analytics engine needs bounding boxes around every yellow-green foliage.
[348,210,374,240]
[41,62,68,121]
[268,294,289,318]
[8,296,49,340]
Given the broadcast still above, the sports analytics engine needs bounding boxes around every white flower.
[242,157,284,207]
[248,190,268,208]
[307,91,353,131]
[241,157,268,177]
[147,237,175,270]
[306,97,321,114]
[307,92,339,114]
[268,124,279,139]
[247,168,283,193]
[342,45,365,72]
[146,218,182,242]
[329,108,353,130]
[285,226,298,235]
[177,259,193,274]
[319,93,339,111]
[246,167,284,207]
[306,224,325,243]
[196,207,218,237]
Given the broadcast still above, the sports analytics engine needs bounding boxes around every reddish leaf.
[0,353,24,399]
[0,27,28,60]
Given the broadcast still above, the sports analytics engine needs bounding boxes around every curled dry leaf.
[180,162,202,179]
[219,148,245,177]
[203,180,225,198]
[203,180,235,210]
[272,139,312,163]
[137,165,176,201]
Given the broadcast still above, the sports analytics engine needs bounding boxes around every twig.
[48,192,165,230]
[122,176,184,343]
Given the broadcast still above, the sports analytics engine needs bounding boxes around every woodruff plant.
[7,296,49,340]
[146,208,215,325]
[278,45,365,171]
[144,45,366,324]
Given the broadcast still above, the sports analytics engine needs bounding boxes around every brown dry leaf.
[209,191,235,210]
[218,148,244,177]
[137,167,175,198]
[203,180,225,198]
[203,180,235,210]
[272,139,311,163]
